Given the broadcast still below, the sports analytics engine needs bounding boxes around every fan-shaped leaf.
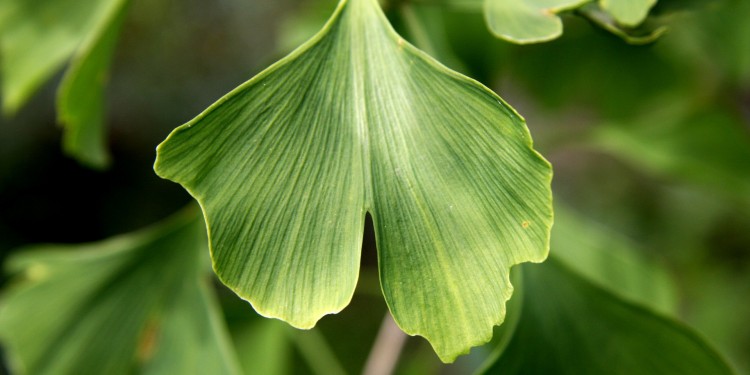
[155,0,552,362]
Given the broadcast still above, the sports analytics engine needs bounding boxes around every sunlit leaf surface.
[0,209,240,375]
[482,258,734,375]
[483,0,588,43]
[155,0,552,362]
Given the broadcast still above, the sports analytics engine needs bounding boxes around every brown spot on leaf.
[137,318,160,364]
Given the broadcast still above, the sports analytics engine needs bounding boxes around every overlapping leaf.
[481,258,735,375]
[0,209,240,375]
[155,0,552,362]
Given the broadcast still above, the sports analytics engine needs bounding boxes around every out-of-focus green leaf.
[681,269,750,375]
[579,3,666,45]
[55,0,128,169]
[442,0,484,12]
[291,329,348,375]
[684,0,750,85]
[600,0,656,26]
[0,209,240,375]
[155,0,552,362]
[484,0,588,43]
[141,274,239,375]
[481,258,735,375]
[552,204,677,313]
[398,4,467,73]
[276,0,332,54]
[232,319,291,375]
[592,102,750,204]
[0,0,124,114]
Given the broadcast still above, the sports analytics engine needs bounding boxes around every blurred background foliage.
[0,0,748,373]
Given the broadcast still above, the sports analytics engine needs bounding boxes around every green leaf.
[291,329,348,375]
[442,0,484,12]
[578,3,666,45]
[591,101,750,205]
[481,258,735,375]
[0,209,240,375]
[668,0,750,87]
[154,0,552,362]
[483,0,589,44]
[600,0,656,27]
[0,0,125,114]
[56,0,129,169]
[472,269,525,374]
[552,204,677,313]
[232,320,292,375]
[399,4,467,73]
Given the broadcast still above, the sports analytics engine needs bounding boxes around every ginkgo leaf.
[483,0,589,44]
[154,0,552,362]
[0,209,240,375]
[600,0,656,27]
[0,0,125,114]
[481,258,735,375]
[56,0,129,169]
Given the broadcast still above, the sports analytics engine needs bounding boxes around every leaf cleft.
[155,0,553,362]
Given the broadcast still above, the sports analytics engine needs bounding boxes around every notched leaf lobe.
[155,0,553,362]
